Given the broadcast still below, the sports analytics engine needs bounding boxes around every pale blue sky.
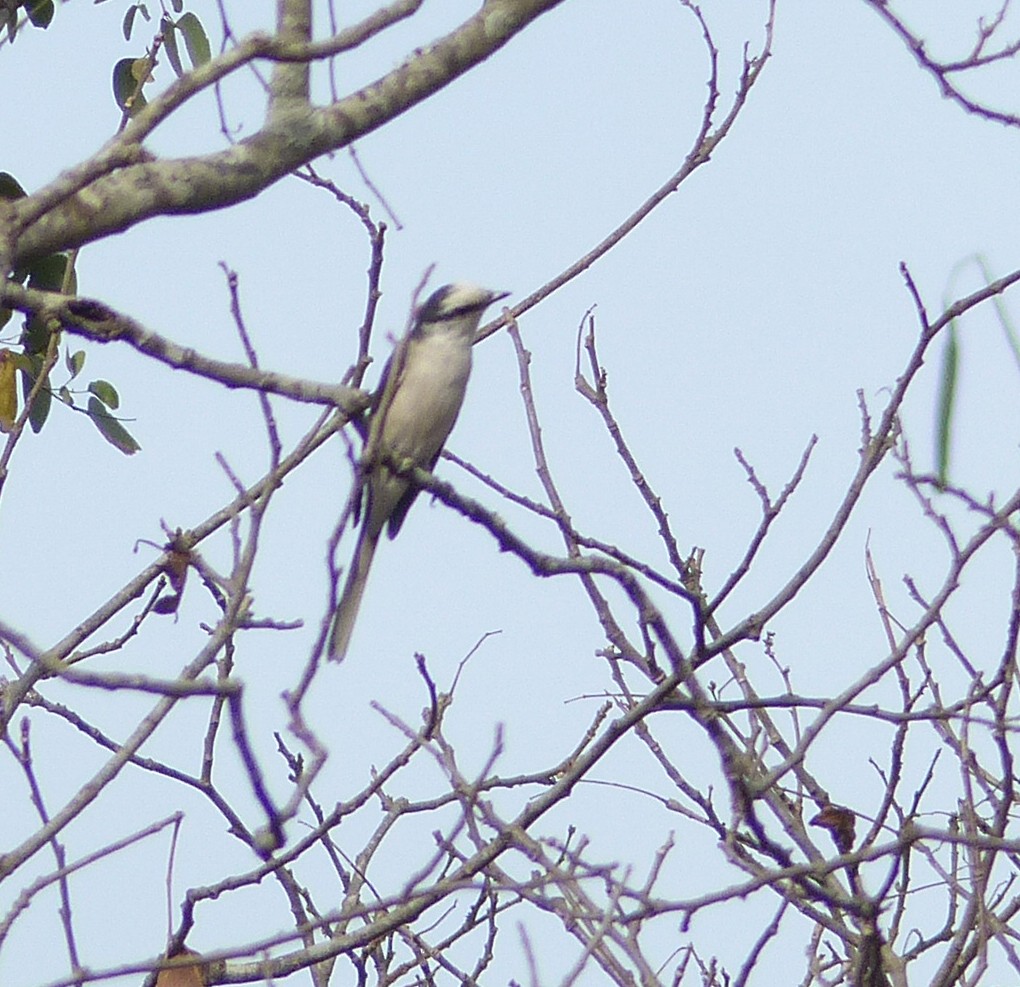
[3,2,1020,984]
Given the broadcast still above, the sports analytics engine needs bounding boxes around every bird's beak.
[489,290,511,305]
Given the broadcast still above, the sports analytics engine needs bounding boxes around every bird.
[328,282,510,661]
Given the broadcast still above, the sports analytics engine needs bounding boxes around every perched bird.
[328,282,510,661]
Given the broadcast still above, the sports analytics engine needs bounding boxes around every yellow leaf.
[0,349,18,431]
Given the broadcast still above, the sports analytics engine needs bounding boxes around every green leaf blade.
[87,397,140,455]
[163,15,184,77]
[112,57,148,116]
[935,323,959,489]
[66,349,86,378]
[25,0,54,29]
[177,12,211,68]
[20,361,52,433]
[88,379,120,409]
[0,172,27,200]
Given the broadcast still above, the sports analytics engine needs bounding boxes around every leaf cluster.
[0,0,55,44]
[0,173,138,452]
[0,1,210,451]
[113,1,210,115]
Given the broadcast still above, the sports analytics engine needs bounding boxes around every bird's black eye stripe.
[441,301,489,319]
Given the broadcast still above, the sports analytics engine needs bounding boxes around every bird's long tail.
[328,528,379,662]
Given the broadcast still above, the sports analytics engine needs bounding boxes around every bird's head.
[414,283,510,339]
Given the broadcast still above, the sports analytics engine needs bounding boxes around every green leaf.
[58,384,72,405]
[25,0,54,28]
[29,380,51,431]
[113,57,149,115]
[27,253,75,294]
[162,15,183,77]
[3,4,18,43]
[935,322,959,489]
[66,348,86,378]
[20,360,52,433]
[24,256,76,353]
[87,396,140,455]
[123,3,138,40]
[177,12,211,67]
[0,172,27,200]
[22,316,49,356]
[88,379,120,409]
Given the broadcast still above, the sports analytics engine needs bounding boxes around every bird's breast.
[381,334,472,463]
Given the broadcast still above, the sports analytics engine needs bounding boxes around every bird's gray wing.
[351,347,403,527]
